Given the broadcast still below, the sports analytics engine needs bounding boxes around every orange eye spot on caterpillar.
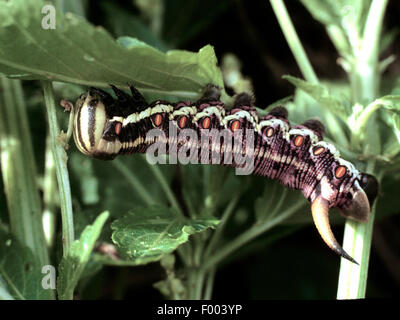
[115,122,122,135]
[294,135,304,147]
[178,116,187,129]
[335,165,347,179]
[264,127,274,138]
[231,120,240,132]
[313,146,325,156]
[202,117,211,129]
[154,114,163,127]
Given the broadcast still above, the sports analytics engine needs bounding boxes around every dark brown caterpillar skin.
[71,84,378,264]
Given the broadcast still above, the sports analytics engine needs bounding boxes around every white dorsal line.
[122,104,174,126]
[257,119,290,140]
[110,103,361,179]
[288,128,319,144]
[111,116,124,123]
[192,106,225,122]
[222,110,258,127]
[150,104,174,116]
[170,106,198,119]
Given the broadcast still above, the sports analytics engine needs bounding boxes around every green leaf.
[69,154,99,206]
[283,75,348,118]
[368,95,400,147]
[379,95,400,113]
[299,0,370,55]
[0,0,224,99]
[0,229,53,300]
[57,211,109,300]
[392,114,400,146]
[284,82,351,153]
[100,1,169,52]
[111,205,219,265]
[299,0,344,27]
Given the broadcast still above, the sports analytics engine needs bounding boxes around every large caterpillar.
[69,84,378,264]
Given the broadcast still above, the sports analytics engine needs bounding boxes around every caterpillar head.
[310,170,378,264]
[339,173,379,221]
[73,89,121,160]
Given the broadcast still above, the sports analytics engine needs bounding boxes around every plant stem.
[269,0,318,84]
[270,0,348,147]
[112,158,155,206]
[147,161,184,216]
[350,99,385,148]
[0,284,15,300]
[338,0,388,299]
[353,0,389,104]
[143,158,191,265]
[203,267,216,299]
[0,76,49,267]
[337,163,382,299]
[42,135,57,247]
[201,201,305,272]
[42,81,74,257]
[193,269,206,300]
[203,189,242,259]
[337,207,376,298]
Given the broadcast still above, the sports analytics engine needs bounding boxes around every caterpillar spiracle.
[66,84,378,264]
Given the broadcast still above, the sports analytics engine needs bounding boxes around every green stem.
[337,163,382,299]
[42,81,74,257]
[203,267,216,300]
[270,0,348,147]
[269,0,318,84]
[0,273,23,300]
[0,284,15,300]
[352,0,388,104]
[42,136,58,247]
[0,76,49,267]
[147,161,184,216]
[350,99,385,148]
[112,158,155,206]
[144,159,190,265]
[338,0,388,299]
[337,209,375,298]
[201,201,305,272]
[203,189,242,258]
[361,0,388,62]
[193,269,206,300]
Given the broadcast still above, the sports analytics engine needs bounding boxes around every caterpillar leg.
[128,83,148,111]
[109,84,148,115]
[233,92,254,107]
[200,84,221,102]
[267,106,288,119]
[89,87,114,106]
[110,84,131,103]
[301,119,325,140]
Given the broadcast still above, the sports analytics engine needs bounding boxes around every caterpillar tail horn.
[311,196,359,265]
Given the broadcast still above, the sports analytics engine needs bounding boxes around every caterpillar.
[68,84,378,264]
